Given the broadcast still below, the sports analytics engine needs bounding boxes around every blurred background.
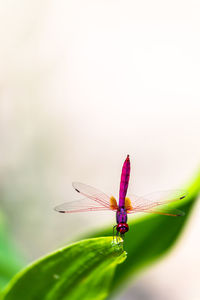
[0,1,200,299]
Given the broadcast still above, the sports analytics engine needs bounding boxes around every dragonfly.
[55,155,187,238]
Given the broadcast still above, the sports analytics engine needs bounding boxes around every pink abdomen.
[119,155,130,208]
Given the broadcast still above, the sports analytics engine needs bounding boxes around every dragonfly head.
[116,222,129,234]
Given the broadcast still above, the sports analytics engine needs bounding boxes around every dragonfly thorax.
[116,208,127,224]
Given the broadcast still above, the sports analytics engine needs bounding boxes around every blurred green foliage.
[0,212,24,291]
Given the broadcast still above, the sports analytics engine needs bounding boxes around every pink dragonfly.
[55,155,187,238]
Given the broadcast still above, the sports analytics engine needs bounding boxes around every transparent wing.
[128,205,185,216]
[54,198,113,213]
[127,189,187,214]
[72,182,111,208]
[55,182,115,213]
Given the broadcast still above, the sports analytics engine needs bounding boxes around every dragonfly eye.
[117,223,129,234]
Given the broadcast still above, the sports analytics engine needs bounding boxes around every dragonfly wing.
[54,198,113,213]
[127,190,187,216]
[149,206,185,216]
[128,205,185,216]
[72,182,111,208]
[139,189,187,204]
[127,189,187,211]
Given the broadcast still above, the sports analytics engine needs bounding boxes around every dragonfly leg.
[116,231,120,244]
[120,233,125,242]
[113,225,117,243]
[113,225,124,246]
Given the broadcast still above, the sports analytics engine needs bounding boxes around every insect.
[55,155,187,239]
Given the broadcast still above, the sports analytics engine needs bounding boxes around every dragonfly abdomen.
[119,155,130,207]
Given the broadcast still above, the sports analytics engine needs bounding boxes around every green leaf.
[0,211,24,291]
[91,170,200,294]
[2,237,126,300]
